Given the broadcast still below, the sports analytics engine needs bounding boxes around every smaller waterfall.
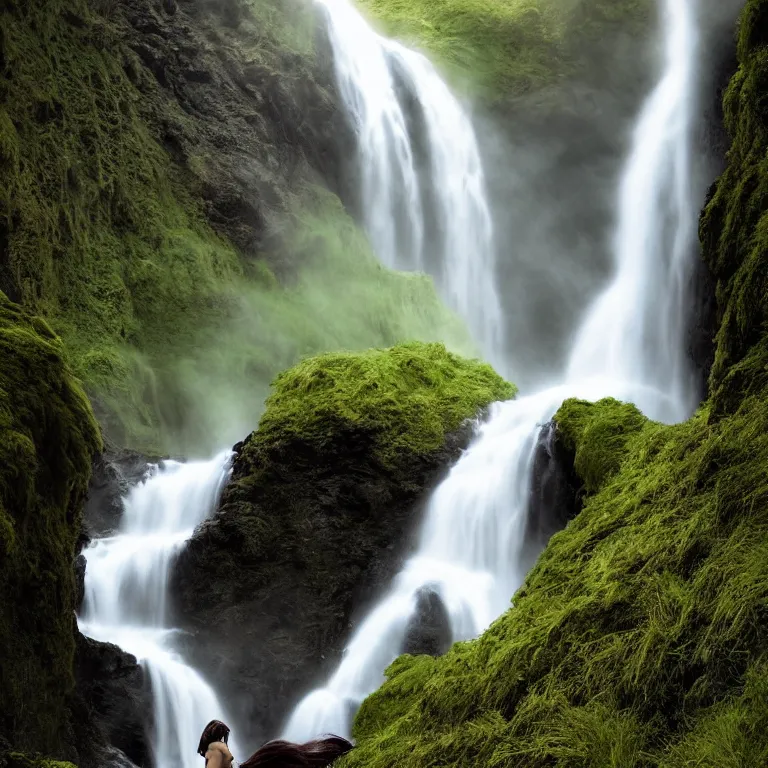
[566,0,699,422]
[318,0,504,368]
[80,452,240,768]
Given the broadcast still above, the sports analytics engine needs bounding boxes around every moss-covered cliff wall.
[0,0,471,455]
[0,294,101,758]
[340,2,768,765]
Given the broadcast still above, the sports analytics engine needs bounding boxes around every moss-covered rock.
[554,397,647,495]
[253,341,515,467]
[336,3,768,765]
[2,755,78,768]
[0,293,101,757]
[171,342,512,744]
[700,0,768,416]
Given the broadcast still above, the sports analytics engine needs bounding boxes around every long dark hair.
[240,735,353,767]
[197,720,231,757]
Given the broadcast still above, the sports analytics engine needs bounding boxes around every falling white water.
[318,0,504,367]
[566,0,698,422]
[284,0,700,742]
[80,452,242,768]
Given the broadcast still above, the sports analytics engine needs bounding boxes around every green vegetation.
[354,0,652,102]
[344,386,768,767]
[0,0,470,456]
[164,188,475,452]
[341,2,768,765]
[253,340,514,467]
[699,0,768,417]
[3,755,77,768]
[554,397,646,494]
[0,294,101,756]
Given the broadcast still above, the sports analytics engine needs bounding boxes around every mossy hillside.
[0,294,101,756]
[0,0,472,455]
[353,0,652,104]
[344,394,768,767]
[251,341,515,468]
[699,0,768,416]
[0,0,253,450]
[162,187,476,452]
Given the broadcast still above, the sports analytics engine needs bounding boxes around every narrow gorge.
[2,0,766,766]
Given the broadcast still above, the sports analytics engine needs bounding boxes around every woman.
[198,720,353,768]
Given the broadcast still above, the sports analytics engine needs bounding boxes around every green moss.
[699,0,768,416]
[555,397,648,494]
[253,341,514,467]
[354,0,652,102]
[5,754,78,768]
[0,0,474,455]
[0,293,101,755]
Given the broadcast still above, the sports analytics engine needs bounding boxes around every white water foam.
[80,452,242,768]
[284,0,700,742]
[318,0,504,367]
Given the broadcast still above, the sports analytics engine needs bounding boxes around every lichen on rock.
[171,341,513,744]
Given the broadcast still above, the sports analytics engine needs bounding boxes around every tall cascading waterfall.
[79,453,242,768]
[318,0,505,368]
[284,0,700,742]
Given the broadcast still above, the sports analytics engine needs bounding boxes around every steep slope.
[172,342,514,747]
[340,2,768,766]
[0,294,101,760]
[0,0,470,455]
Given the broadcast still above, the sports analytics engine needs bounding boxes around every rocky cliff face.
[171,342,514,747]
[0,294,101,761]
[107,0,351,261]
[70,634,151,768]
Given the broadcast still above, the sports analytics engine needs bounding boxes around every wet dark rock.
[525,421,581,567]
[84,449,153,538]
[402,588,452,658]
[71,633,152,768]
[105,0,353,262]
[171,421,476,747]
[74,554,88,614]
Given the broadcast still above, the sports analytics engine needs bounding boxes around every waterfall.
[318,0,504,368]
[79,453,242,768]
[283,0,700,741]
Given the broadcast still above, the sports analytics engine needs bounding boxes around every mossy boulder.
[0,293,101,757]
[1,756,78,768]
[171,342,513,745]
